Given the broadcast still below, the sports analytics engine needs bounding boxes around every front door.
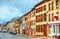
[43,25,47,36]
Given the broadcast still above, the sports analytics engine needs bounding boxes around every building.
[0,24,3,31]
[7,22,15,32]
[30,8,36,36]
[14,19,20,34]
[19,16,26,34]
[25,11,32,36]
[35,0,60,36]
[7,19,20,34]
[6,0,60,37]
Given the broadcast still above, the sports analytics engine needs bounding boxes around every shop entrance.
[49,24,60,36]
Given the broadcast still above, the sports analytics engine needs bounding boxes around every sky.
[0,0,42,24]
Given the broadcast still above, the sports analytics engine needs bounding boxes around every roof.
[35,0,50,7]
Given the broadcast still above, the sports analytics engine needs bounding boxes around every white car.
[2,29,8,33]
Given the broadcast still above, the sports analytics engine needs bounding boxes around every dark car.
[10,32,17,35]
[12,32,17,35]
[10,32,13,34]
[0,30,2,32]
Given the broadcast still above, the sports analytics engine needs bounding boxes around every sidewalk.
[29,37,57,39]
[16,34,57,39]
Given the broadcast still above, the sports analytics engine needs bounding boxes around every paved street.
[0,33,28,39]
[0,33,57,39]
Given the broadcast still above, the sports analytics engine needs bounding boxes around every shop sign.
[53,14,58,19]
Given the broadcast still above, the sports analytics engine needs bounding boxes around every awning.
[48,21,60,24]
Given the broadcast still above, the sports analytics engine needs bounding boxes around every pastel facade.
[7,19,20,34]
[19,16,26,34]
[25,12,31,36]
[6,0,60,37]
[35,0,60,36]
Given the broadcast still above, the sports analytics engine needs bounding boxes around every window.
[40,25,42,32]
[56,12,59,20]
[49,14,50,21]
[30,21,33,25]
[25,17,27,21]
[36,16,38,22]
[56,0,58,5]
[56,0,59,8]
[32,11,35,17]
[44,13,46,21]
[52,2,54,10]
[59,25,60,33]
[36,25,40,32]
[41,7,42,11]
[44,5,46,11]
[53,25,55,33]
[39,15,41,22]
[48,3,50,11]
[36,8,41,13]
[41,14,43,22]
[52,13,54,21]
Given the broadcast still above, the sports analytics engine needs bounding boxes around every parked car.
[9,32,13,34]
[2,29,8,33]
[9,32,17,35]
[12,32,17,35]
[0,30,2,32]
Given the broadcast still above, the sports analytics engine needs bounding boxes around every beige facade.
[35,0,60,36]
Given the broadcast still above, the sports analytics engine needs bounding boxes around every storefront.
[36,24,47,36]
[48,21,60,36]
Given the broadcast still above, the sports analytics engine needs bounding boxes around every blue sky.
[0,0,42,24]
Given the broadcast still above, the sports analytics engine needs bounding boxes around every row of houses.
[0,24,3,31]
[7,0,60,37]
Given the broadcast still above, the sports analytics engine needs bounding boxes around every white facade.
[48,21,60,36]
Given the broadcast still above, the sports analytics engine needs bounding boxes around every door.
[43,25,47,36]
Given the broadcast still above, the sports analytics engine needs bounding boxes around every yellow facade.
[35,0,60,36]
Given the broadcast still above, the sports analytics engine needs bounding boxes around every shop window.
[53,25,55,33]
[59,25,60,33]
[36,25,40,32]
[40,25,42,32]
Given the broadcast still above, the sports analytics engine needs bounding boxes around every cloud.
[0,5,22,24]
[0,0,42,24]
[0,0,42,13]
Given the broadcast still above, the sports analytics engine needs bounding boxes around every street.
[0,33,57,39]
[0,33,28,39]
